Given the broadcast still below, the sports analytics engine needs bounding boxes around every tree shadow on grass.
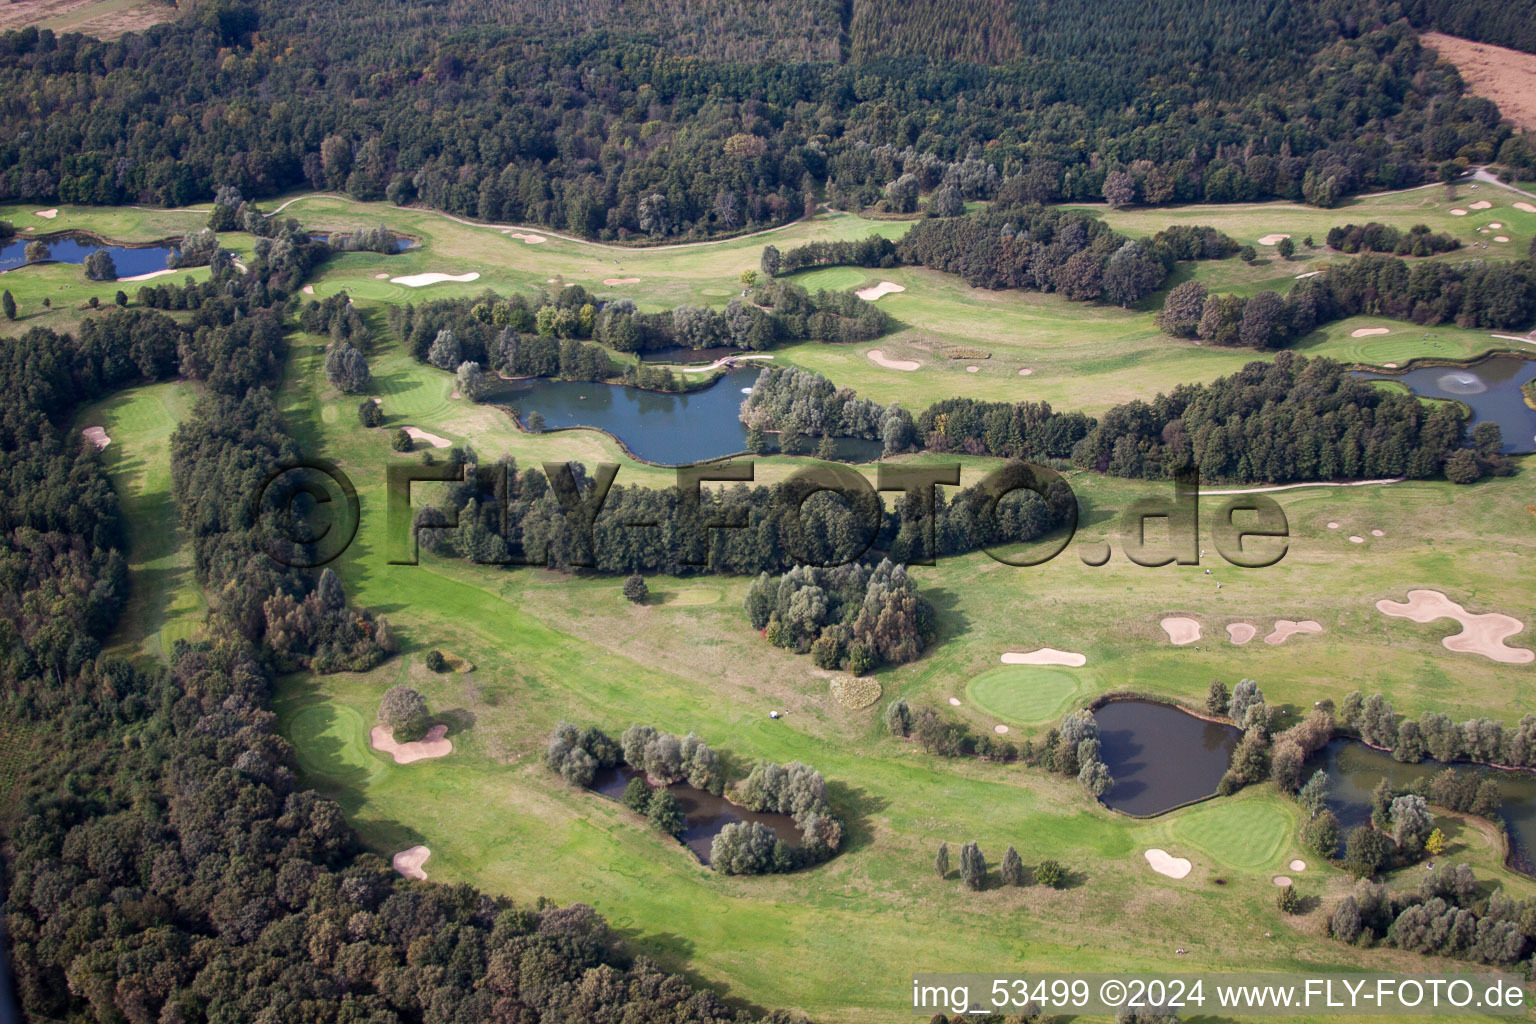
[607,924,779,1022]
[920,585,971,648]
[826,779,887,857]
[436,707,477,737]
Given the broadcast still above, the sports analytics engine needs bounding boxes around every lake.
[1305,738,1536,875]
[0,875,17,1024]
[482,367,884,466]
[1355,355,1536,453]
[1093,699,1241,816]
[0,233,179,278]
[592,766,801,864]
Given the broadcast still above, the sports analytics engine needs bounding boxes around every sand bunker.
[1295,270,1323,279]
[1515,202,1536,214]
[34,209,58,219]
[1383,363,1399,368]
[371,724,453,763]
[1289,859,1307,872]
[1257,234,1290,246]
[1349,535,1365,544]
[392,846,431,880]
[1227,623,1257,645]
[302,284,315,295]
[391,272,481,287]
[867,349,919,371]
[1494,236,1510,243]
[1490,223,1503,230]
[120,268,178,283]
[603,277,640,285]
[1470,200,1493,210]
[855,281,905,301]
[994,724,1009,734]
[1273,876,1293,887]
[374,273,390,279]
[1451,209,1469,216]
[1327,522,1340,529]
[1144,849,1192,879]
[1264,620,1323,645]
[1001,648,1087,667]
[948,697,962,706]
[1160,617,1201,645]
[504,232,546,244]
[1371,529,1385,537]
[403,427,451,449]
[81,426,110,450]
[965,365,979,373]
[1376,590,1534,664]
[1018,368,1034,375]
[1351,327,1391,338]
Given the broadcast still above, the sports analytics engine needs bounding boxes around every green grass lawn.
[27,188,1536,1023]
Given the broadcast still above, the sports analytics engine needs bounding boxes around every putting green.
[283,701,381,786]
[965,665,1084,724]
[1169,796,1292,871]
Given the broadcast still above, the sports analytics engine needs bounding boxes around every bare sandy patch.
[391,272,481,287]
[506,232,546,244]
[1257,233,1290,246]
[371,724,453,764]
[603,277,640,285]
[1000,648,1087,667]
[1451,209,1469,216]
[1376,590,1534,664]
[403,427,451,449]
[392,846,431,880]
[1515,202,1536,214]
[1351,327,1390,338]
[1144,849,1192,879]
[1289,859,1307,872]
[119,268,178,283]
[81,426,110,449]
[948,697,962,706]
[867,349,920,371]
[855,281,905,301]
[1273,875,1292,887]
[1160,617,1201,645]
[1422,32,1536,131]
[1226,623,1257,645]
[994,724,1009,734]
[1264,620,1323,645]
[1469,200,1493,210]
[34,209,58,219]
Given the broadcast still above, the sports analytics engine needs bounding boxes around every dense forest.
[0,0,1530,240]
[0,223,811,1023]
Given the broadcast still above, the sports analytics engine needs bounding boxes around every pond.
[1354,355,1536,453]
[0,233,180,277]
[592,766,801,864]
[1093,699,1241,816]
[0,875,16,1024]
[1304,739,1536,875]
[311,232,420,252]
[638,345,742,364]
[482,366,884,466]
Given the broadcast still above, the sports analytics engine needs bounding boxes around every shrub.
[378,685,429,742]
[424,649,448,672]
[1276,884,1301,913]
[647,790,685,836]
[391,428,413,452]
[1034,859,1066,889]
[621,776,651,813]
[359,399,383,427]
[884,698,912,737]
[1000,845,1028,886]
[622,573,648,603]
[959,841,986,890]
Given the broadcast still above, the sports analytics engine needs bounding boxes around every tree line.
[1159,251,1536,349]
[1,218,809,1024]
[0,4,1525,242]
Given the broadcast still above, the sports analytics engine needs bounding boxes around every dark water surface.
[1093,700,1241,816]
[483,367,883,465]
[592,766,801,864]
[1304,738,1536,873]
[0,875,17,1024]
[0,233,178,277]
[1355,355,1536,453]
